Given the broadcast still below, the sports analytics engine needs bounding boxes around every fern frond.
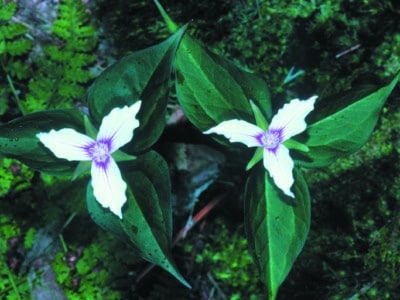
[22,0,97,113]
[76,26,96,38]
[44,45,73,63]
[0,23,27,39]
[6,39,32,56]
[5,59,30,80]
[27,75,54,102]
[64,68,93,83]
[0,2,17,21]
[58,81,85,98]
[22,93,47,113]
[52,19,72,39]
[70,53,96,68]
[72,38,97,52]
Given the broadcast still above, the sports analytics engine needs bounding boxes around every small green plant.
[0,158,34,198]
[0,215,31,300]
[0,1,32,115]
[52,231,141,300]
[193,220,261,299]
[22,0,97,113]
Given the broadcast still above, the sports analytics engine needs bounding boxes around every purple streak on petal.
[93,156,111,170]
[255,132,266,146]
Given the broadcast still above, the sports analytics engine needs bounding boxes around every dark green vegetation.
[1,0,399,299]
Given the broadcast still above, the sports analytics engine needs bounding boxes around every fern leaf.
[1,23,27,39]
[72,38,96,52]
[44,45,73,62]
[0,33,5,55]
[52,19,72,39]
[0,2,17,21]
[64,67,93,83]
[58,81,85,98]
[6,39,32,56]
[5,59,30,79]
[23,0,97,113]
[70,53,96,68]
[76,26,96,38]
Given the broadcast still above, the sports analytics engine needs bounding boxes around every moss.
[51,230,141,299]
[0,158,34,198]
[0,215,32,300]
[279,100,400,299]
[189,219,262,299]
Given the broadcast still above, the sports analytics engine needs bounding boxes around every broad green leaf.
[154,0,271,131]
[86,151,189,287]
[297,71,400,167]
[0,109,84,175]
[87,27,186,152]
[244,166,310,300]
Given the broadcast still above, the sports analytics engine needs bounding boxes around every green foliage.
[0,1,32,72]
[0,215,31,300]
[0,158,34,197]
[52,231,140,300]
[192,220,261,299]
[0,109,85,175]
[0,1,32,115]
[299,71,400,167]
[22,0,97,114]
[306,104,400,182]
[0,215,20,253]
[373,33,400,78]
[87,151,190,287]
[52,249,120,299]
[211,0,321,95]
[286,101,400,299]
[245,168,310,300]
[209,0,399,99]
[87,26,186,152]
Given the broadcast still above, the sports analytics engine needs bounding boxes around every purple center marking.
[86,140,112,166]
[256,129,283,151]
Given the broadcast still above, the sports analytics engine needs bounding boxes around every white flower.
[204,96,316,197]
[36,102,142,218]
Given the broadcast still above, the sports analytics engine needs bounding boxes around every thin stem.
[6,73,27,115]
[4,263,22,300]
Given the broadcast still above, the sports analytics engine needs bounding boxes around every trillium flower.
[36,101,142,218]
[204,96,317,197]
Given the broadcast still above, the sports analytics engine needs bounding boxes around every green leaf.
[244,166,310,300]
[246,147,263,171]
[0,1,16,21]
[87,27,186,153]
[154,0,271,131]
[86,151,190,287]
[175,36,271,131]
[297,71,400,167]
[250,100,269,130]
[0,109,84,175]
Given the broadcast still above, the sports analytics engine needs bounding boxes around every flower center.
[260,131,281,149]
[91,142,110,163]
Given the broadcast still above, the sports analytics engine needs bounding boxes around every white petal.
[204,119,264,147]
[37,129,94,161]
[269,96,317,141]
[263,145,295,197]
[97,101,141,153]
[91,158,127,218]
